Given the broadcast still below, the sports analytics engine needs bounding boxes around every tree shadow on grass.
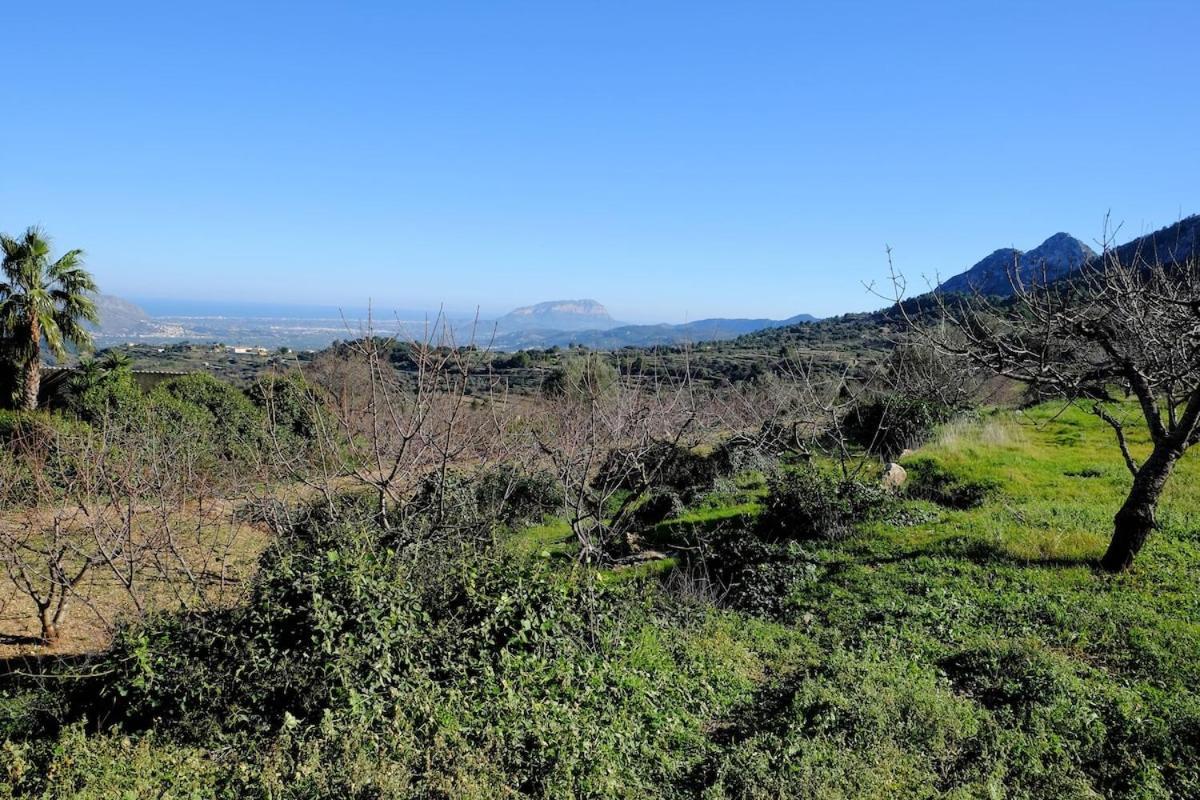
[961,538,1101,570]
[644,510,757,550]
[847,535,1101,572]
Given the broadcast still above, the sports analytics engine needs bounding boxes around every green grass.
[643,400,1200,797]
[498,402,1200,796]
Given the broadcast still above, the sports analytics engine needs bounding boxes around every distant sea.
[134,298,458,321]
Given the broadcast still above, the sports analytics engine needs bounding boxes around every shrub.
[903,458,998,509]
[595,442,724,505]
[408,466,563,531]
[700,531,822,617]
[842,395,954,460]
[541,353,617,398]
[474,464,563,525]
[248,373,327,443]
[634,488,684,526]
[151,373,265,462]
[757,467,887,542]
[68,504,740,797]
[0,410,90,506]
[66,362,146,425]
[492,350,532,369]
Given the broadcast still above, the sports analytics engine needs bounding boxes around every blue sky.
[2,1,1196,322]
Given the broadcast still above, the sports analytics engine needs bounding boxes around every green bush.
[0,409,92,506]
[634,488,685,526]
[842,395,954,460]
[904,457,998,509]
[248,372,326,442]
[756,467,887,542]
[407,466,563,532]
[0,501,755,797]
[541,353,617,399]
[473,464,563,525]
[66,361,145,425]
[595,441,725,504]
[151,373,266,462]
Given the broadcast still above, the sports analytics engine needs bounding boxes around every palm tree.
[0,227,98,410]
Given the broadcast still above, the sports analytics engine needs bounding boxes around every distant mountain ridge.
[490,311,818,350]
[938,233,1096,296]
[86,291,819,351]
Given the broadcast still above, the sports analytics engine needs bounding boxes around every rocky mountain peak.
[938,233,1095,296]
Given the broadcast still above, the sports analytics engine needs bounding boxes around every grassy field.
[515,400,1200,796]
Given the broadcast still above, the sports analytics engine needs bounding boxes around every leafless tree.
[271,310,523,538]
[0,395,265,647]
[529,352,705,561]
[885,240,1200,571]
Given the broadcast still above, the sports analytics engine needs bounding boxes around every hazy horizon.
[3,2,1198,321]
[130,294,813,327]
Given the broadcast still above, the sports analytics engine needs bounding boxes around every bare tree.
[886,243,1200,571]
[0,401,256,645]
[530,351,705,561]
[282,310,520,536]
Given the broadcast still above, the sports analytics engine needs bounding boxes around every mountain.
[90,294,186,341]
[938,232,1096,296]
[1105,214,1200,270]
[92,294,153,334]
[498,299,620,332]
[490,312,818,350]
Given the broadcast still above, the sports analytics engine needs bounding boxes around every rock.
[882,462,907,491]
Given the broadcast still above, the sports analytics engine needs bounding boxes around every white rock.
[882,462,908,491]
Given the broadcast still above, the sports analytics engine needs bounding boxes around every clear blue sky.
[2,1,1196,322]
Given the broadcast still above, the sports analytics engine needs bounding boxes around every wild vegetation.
[0,227,1198,797]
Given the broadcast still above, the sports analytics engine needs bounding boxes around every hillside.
[1106,213,1200,269]
[90,294,187,342]
[3,398,1197,796]
[491,312,819,350]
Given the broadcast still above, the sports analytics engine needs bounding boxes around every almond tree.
[890,246,1200,571]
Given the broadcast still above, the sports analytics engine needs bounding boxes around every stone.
[882,462,907,491]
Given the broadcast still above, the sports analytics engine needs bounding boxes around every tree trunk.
[1101,442,1181,572]
[21,361,41,411]
[20,320,42,411]
[39,617,59,644]
[36,602,59,644]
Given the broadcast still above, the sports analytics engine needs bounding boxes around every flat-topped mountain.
[939,232,1096,296]
[499,299,620,331]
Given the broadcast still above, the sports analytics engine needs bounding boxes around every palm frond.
[40,313,67,360]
